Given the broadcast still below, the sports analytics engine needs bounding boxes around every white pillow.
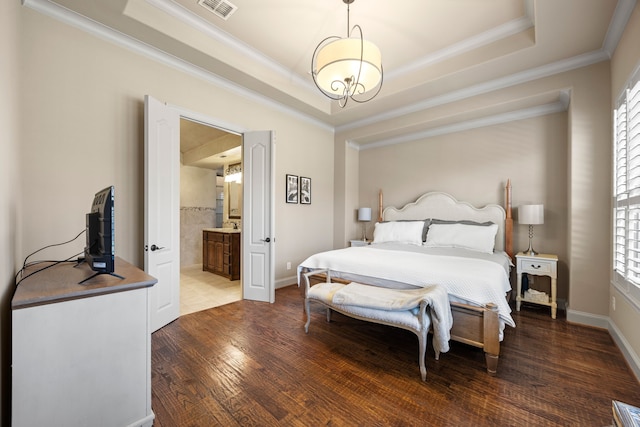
[373,221,424,246]
[424,223,498,253]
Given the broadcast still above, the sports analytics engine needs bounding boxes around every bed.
[298,181,515,375]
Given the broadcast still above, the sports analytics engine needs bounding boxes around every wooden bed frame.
[309,181,513,375]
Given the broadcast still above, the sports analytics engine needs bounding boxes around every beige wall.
[566,62,612,318]
[2,8,337,414]
[1,1,20,423]
[338,61,611,320]
[180,164,218,266]
[610,4,640,377]
[357,113,570,299]
[180,165,218,209]
[3,1,639,422]
[17,7,334,281]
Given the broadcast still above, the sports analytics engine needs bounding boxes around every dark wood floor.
[151,285,640,426]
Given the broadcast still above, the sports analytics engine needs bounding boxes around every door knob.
[150,244,165,251]
[261,237,271,243]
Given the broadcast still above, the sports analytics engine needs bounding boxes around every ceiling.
[180,118,241,170]
[26,0,634,148]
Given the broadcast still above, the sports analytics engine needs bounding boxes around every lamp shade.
[519,204,544,225]
[315,37,382,96]
[358,207,372,221]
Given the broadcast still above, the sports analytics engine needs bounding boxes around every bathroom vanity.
[203,228,241,280]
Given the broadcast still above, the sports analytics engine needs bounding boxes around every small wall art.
[286,174,298,204]
[300,177,311,205]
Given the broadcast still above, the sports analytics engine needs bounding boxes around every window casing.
[613,67,640,294]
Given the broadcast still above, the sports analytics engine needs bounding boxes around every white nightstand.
[515,252,558,319]
[350,240,370,247]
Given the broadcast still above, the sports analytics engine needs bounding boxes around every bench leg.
[418,331,427,381]
[304,298,311,333]
[304,302,333,333]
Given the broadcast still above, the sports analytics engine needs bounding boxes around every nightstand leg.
[551,277,557,319]
[516,272,522,311]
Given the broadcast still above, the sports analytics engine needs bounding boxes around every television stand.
[79,271,125,285]
[11,257,157,427]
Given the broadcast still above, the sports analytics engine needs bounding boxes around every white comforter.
[299,244,515,328]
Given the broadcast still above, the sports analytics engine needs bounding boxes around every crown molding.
[386,6,534,80]
[338,49,608,135]
[356,99,569,151]
[603,0,637,57]
[145,0,316,94]
[347,140,359,151]
[21,0,630,147]
[21,0,332,132]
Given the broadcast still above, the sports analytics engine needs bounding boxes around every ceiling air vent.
[198,0,238,21]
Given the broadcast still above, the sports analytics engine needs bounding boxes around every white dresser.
[11,257,157,427]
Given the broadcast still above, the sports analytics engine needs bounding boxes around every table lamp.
[519,204,544,255]
[358,207,372,241]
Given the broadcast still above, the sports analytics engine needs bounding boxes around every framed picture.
[300,177,311,205]
[286,174,298,204]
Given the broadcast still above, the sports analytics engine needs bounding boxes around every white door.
[144,95,180,332]
[242,131,275,302]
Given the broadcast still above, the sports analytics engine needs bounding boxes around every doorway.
[145,95,275,332]
[179,118,242,315]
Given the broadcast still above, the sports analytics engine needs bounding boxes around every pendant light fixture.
[311,0,383,107]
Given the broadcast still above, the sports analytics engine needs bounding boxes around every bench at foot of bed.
[302,269,435,381]
[302,270,503,375]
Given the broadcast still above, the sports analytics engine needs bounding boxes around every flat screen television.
[81,186,121,283]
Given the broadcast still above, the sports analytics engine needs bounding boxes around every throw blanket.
[333,282,453,353]
[299,246,515,327]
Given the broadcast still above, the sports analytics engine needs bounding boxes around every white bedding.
[298,243,515,330]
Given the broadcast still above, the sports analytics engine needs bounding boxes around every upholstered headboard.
[382,192,507,253]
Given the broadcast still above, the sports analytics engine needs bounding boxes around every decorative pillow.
[426,219,494,242]
[373,221,425,246]
[424,223,499,253]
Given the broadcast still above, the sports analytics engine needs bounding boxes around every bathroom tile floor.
[180,264,242,316]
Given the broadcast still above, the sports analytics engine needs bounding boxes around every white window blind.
[614,69,640,287]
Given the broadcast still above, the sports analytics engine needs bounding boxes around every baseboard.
[125,412,155,427]
[609,319,640,383]
[276,275,298,289]
[567,308,640,383]
[566,308,609,329]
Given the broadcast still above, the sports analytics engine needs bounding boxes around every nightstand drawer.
[516,254,558,278]
[519,260,553,274]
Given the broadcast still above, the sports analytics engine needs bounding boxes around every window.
[613,67,640,291]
